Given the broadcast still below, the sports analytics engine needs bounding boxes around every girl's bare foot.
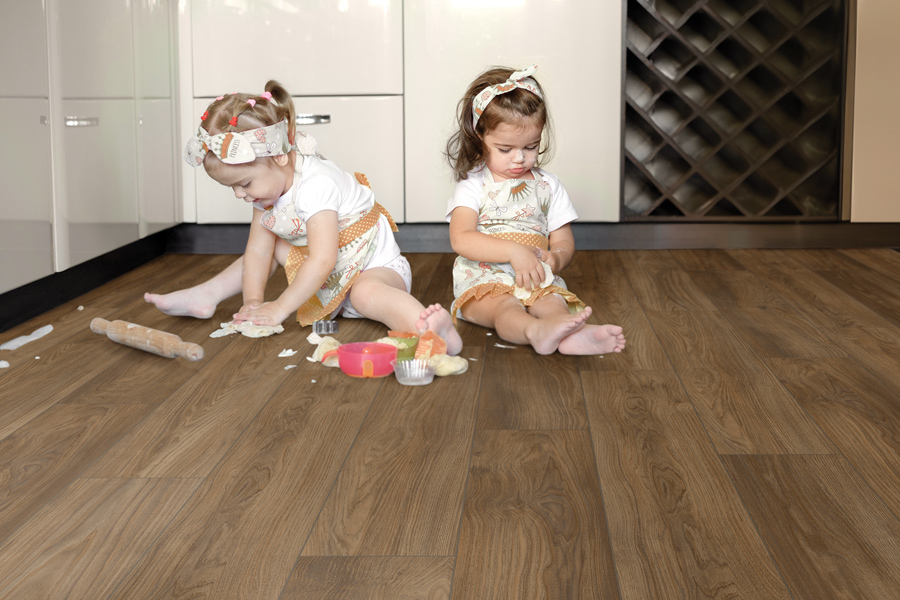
[415,304,463,355]
[558,323,626,355]
[144,287,218,319]
[525,306,593,355]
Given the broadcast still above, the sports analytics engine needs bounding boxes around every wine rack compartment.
[623,0,845,221]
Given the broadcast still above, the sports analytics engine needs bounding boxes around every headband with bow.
[183,119,296,167]
[472,64,544,128]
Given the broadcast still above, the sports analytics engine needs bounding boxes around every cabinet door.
[0,99,53,294]
[0,0,48,97]
[138,99,178,236]
[133,0,172,99]
[57,0,134,99]
[404,0,622,222]
[195,96,404,223]
[191,0,402,96]
[60,99,139,267]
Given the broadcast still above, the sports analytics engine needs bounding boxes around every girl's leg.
[144,250,281,318]
[348,267,462,355]
[528,294,626,355]
[462,293,591,355]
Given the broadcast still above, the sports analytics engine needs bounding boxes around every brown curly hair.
[445,66,553,182]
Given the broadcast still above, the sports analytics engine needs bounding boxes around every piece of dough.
[428,354,469,376]
[374,337,411,350]
[209,321,284,338]
[0,324,53,350]
[513,261,554,300]
[311,336,341,367]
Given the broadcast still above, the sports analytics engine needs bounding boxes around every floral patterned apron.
[260,172,397,326]
[450,169,584,322]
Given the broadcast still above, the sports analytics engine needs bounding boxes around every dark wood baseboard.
[4,221,899,334]
[169,222,900,253]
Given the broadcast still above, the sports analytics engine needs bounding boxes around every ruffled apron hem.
[451,282,584,326]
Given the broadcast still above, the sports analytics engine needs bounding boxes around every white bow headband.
[183,119,302,167]
[472,64,543,128]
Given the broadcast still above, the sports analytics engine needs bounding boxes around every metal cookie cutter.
[312,320,339,335]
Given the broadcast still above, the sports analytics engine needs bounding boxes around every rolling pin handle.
[90,317,110,334]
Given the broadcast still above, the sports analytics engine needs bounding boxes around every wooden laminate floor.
[2,248,900,599]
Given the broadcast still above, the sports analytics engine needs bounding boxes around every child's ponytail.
[263,80,297,144]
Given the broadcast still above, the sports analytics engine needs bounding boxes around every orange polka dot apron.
[261,172,398,326]
[450,169,584,322]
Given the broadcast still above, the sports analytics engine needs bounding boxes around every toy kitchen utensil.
[322,342,396,378]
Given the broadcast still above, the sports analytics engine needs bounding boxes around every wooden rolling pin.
[90,318,205,361]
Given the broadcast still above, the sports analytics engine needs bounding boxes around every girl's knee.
[273,239,292,266]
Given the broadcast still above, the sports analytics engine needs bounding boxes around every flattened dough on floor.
[209,321,284,338]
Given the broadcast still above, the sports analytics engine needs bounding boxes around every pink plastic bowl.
[323,342,397,378]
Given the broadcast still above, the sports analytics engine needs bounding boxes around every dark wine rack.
[622,0,845,221]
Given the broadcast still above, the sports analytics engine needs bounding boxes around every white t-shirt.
[445,167,579,232]
[252,154,375,220]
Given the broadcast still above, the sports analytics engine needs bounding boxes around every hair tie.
[247,99,256,107]
[200,110,209,121]
[472,64,543,128]
[215,96,224,101]
[260,91,272,101]
[228,116,238,127]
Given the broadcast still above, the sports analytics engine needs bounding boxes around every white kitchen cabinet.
[190,0,403,97]
[57,0,135,99]
[47,0,177,270]
[0,1,53,294]
[403,0,622,222]
[0,0,48,97]
[60,99,140,267]
[134,0,173,99]
[138,99,178,236]
[194,95,404,224]
[0,99,54,294]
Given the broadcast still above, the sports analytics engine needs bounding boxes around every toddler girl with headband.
[146,80,461,354]
[445,65,625,355]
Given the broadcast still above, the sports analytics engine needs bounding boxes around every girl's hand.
[539,248,564,274]
[233,301,290,327]
[509,244,546,290]
[235,301,263,319]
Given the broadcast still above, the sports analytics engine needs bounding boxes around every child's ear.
[273,153,290,167]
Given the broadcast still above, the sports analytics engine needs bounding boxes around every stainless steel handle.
[296,114,330,125]
[65,116,100,127]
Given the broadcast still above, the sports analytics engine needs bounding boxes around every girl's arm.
[240,208,278,312]
[235,210,339,326]
[449,206,547,290]
[540,223,576,274]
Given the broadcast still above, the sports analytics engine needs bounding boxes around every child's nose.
[233,187,245,199]
[514,150,525,162]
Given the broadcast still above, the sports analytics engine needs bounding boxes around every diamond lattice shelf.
[622,0,845,221]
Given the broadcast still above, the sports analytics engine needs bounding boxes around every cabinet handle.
[296,114,330,125]
[65,116,100,127]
